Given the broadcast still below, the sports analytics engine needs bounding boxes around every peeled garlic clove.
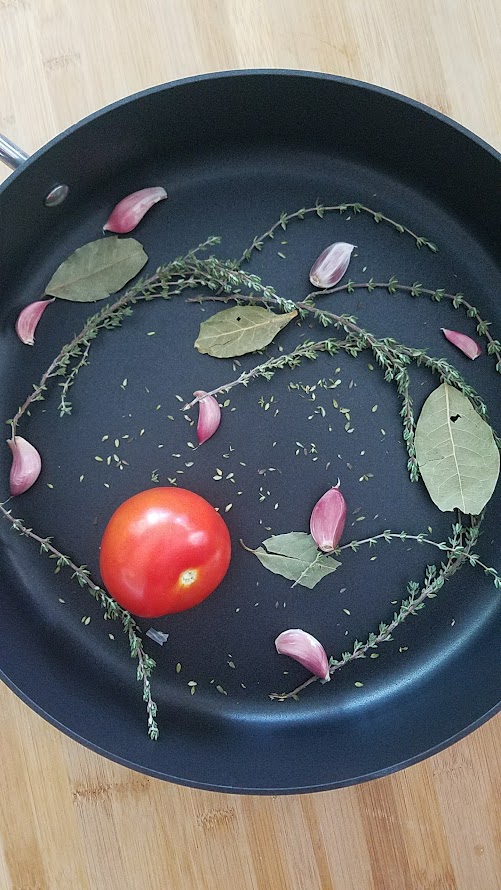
[194,390,221,445]
[309,242,356,289]
[310,486,347,552]
[442,328,482,360]
[8,436,42,496]
[103,187,167,234]
[275,629,330,681]
[15,298,54,345]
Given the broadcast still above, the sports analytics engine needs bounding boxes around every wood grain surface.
[0,2,500,888]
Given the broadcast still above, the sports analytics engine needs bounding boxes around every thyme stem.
[271,520,477,700]
[304,279,501,373]
[182,336,354,411]
[58,339,92,417]
[338,529,500,579]
[0,502,159,739]
[10,274,159,437]
[239,202,437,265]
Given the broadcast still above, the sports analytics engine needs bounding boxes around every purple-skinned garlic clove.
[309,242,356,289]
[103,187,167,234]
[8,436,42,496]
[310,485,347,552]
[442,328,482,360]
[15,298,54,345]
[194,390,221,445]
[275,629,330,681]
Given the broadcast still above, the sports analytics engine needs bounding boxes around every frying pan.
[0,70,500,793]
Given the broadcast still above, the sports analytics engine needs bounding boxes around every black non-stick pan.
[0,71,500,793]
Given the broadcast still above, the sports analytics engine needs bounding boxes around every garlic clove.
[8,436,42,496]
[194,390,221,445]
[275,629,330,681]
[442,328,482,360]
[310,486,347,552]
[15,298,54,345]
[309,242,356,289]
[103,187,167,234]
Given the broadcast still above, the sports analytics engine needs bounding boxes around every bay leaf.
[194,305,297,358]
[246,531,341,589]
[45,236,148,302]
[414,382,500,514]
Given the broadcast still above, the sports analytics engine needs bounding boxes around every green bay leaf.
[45,236,148,302]
[247,531,341,589]
[414,383,500,514]
[194,305,297,358]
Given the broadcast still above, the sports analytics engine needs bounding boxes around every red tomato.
[99,487,231,618]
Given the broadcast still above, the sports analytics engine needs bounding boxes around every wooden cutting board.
[0,1,500,888]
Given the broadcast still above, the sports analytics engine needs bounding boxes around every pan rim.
[0,68,499,198]
[2,665,499,794]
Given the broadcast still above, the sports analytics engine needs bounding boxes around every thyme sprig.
[0,501,159,739]
[304,278,501,374]
[239,201,437,265]
[271,519,481,700]
[182,336,359,410]
[9,238,222,433]
[287,521,501,590]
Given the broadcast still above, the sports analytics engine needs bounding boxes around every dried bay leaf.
[414,383,500,514]
[194,305,297,358]
[45,236,148,302]
[245,532,341,589]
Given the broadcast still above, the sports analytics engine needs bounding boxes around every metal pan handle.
[0,133,29,170]
[0,133,69,205]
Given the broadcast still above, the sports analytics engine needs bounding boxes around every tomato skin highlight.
[99,487,231,617]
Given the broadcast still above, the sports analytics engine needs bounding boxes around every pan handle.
[0,133,69,205]
[0,133,29,170]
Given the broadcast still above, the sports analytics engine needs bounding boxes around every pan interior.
[0,73,500,792]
